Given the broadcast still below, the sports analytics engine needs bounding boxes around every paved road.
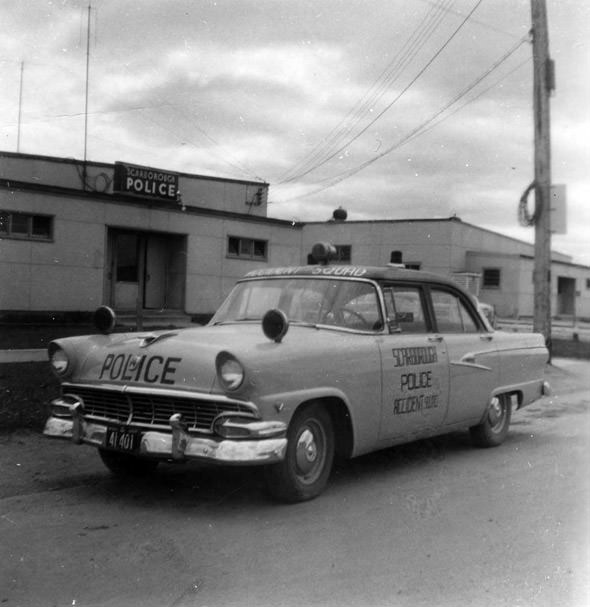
[1,359,588,607]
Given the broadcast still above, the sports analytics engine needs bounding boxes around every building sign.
[114,162,179,202]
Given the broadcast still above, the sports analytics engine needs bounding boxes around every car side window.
[383,286,427,333]
[431,289,479,333]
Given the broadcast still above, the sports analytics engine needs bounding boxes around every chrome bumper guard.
[43,396,287,465]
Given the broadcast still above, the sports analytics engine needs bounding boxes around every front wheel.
[98,448,159,476]
[470,395,512,448]
[265,404,335,503]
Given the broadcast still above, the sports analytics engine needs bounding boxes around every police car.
[44,243,550,502]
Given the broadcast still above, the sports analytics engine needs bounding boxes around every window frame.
[334,244,351,263]
[226,236,268,261]
[380,282,431,334]
[482,267,501,289]
[0,210,54,241]
[425,284,487,334]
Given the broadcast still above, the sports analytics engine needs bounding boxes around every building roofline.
[302,217,463,226]
[0,178,299,228]
[0,150,268,187]
[466,250,590,271]
[302,215,575,262]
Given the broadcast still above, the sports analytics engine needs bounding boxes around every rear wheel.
[470,395,512,447]
[265,404,335,502]
[98,448,159,476]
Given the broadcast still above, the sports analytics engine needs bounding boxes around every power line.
[279,0,484,185]
[415,0,522,38]
[278,0,454,184]
[272,36,529,204]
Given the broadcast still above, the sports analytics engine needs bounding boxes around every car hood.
[56,323,371,395]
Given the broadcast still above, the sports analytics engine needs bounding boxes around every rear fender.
[490,378,547,411]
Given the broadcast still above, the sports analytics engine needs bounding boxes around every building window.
[0,210,53,241]
[482,268,501,288]
[334,245,351,262]
[390,250,403,264]
[227,236,268,260]
[586,278,590,290]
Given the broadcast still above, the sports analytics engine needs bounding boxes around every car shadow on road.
[20,426,550,508]
[330,431,473,486]
[57,432,477,509]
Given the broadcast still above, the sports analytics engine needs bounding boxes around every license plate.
[105,428,141,453]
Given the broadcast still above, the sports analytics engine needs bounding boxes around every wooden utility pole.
[531,0,553,350]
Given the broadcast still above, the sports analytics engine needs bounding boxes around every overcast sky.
[1,0,588,263]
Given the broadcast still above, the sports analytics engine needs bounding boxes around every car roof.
[241,264,462,290]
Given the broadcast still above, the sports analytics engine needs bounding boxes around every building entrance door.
[108,229,186,311]
[144,235,168,309]
[557,277,576,316]
[112,232,140,310]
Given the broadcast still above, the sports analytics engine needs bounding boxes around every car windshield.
[211,277,384,332]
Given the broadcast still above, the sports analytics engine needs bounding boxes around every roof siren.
[332,207,348,221]
[311,242,337,265]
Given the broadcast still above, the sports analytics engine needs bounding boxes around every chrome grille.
[65,386,251,431]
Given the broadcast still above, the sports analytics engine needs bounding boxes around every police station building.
[1,151,589,323]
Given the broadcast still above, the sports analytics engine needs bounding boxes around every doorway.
[557,276,576,317]
[107,229,186,311]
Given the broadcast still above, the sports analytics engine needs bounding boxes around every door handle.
[428,335,443,342]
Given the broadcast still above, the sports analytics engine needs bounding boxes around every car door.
[429,287,499,426]
[378,284,450,441]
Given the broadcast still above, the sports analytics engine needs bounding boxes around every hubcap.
[488,397,504,430]
[294,421,326,484]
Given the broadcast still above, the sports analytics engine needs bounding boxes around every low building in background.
[1,151,589,323]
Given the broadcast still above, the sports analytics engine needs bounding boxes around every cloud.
[0,0,587,263]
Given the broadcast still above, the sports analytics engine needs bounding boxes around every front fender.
[257,386,354,419]
[255,386,364,458]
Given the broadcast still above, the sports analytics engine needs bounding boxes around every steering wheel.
[340,307,369,328]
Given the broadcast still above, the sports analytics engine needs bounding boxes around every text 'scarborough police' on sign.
[114,161,179,201]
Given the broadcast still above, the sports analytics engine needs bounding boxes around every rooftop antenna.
[16,61,24,152]
[82,3,91,189]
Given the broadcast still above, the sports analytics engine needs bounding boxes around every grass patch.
[0,362,60,432]
[1,324,98,349]
[551,338,590,360]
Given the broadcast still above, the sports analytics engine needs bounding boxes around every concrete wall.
[0,151,268,217]
[466,252,529,317]
[185,216,301,315]
[0,190,106,311]
[302,220,455,276]
[466,251,590,319]
[0,187,301,315]
[304,218,589,320]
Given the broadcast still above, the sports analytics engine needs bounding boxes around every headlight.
[48,344,70,376]
[216,352,245,391]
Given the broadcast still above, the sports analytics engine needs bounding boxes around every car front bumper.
[44,403,288,466]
